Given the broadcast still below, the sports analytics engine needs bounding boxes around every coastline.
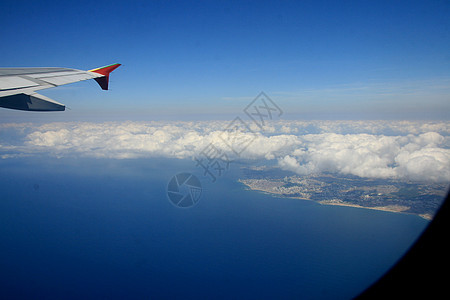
[240,182,433,221]
[316,200,433,220]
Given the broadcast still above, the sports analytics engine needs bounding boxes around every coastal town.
[239,168,448,220]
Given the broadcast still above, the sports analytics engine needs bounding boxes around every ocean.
[0,157,429,299]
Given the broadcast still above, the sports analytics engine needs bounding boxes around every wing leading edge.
[0,63,121,112]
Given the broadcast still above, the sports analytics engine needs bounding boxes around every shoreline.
[317,200,432,220]
[241,184,433,221]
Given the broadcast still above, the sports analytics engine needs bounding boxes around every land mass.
[239,167,448,220]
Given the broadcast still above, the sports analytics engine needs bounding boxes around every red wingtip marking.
[89,63,121,76]
[89,63,121,90]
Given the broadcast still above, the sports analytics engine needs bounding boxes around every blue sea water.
[0,157,429,299]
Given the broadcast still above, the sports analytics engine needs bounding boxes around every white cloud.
[275,131,450,182]
[1,120,449,182]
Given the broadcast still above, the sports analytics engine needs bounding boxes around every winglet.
[88,63,121,90]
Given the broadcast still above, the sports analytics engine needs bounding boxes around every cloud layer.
[1,120,449,182]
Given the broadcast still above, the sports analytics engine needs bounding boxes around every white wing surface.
[0,64,120,111]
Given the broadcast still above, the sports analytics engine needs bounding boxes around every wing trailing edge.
[0,93,65,111]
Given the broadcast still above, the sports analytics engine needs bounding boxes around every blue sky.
[0,0,449,120]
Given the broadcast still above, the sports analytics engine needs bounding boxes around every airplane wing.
[0,63,120,112]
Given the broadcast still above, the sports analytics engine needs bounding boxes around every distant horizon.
[1,108,450,123]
